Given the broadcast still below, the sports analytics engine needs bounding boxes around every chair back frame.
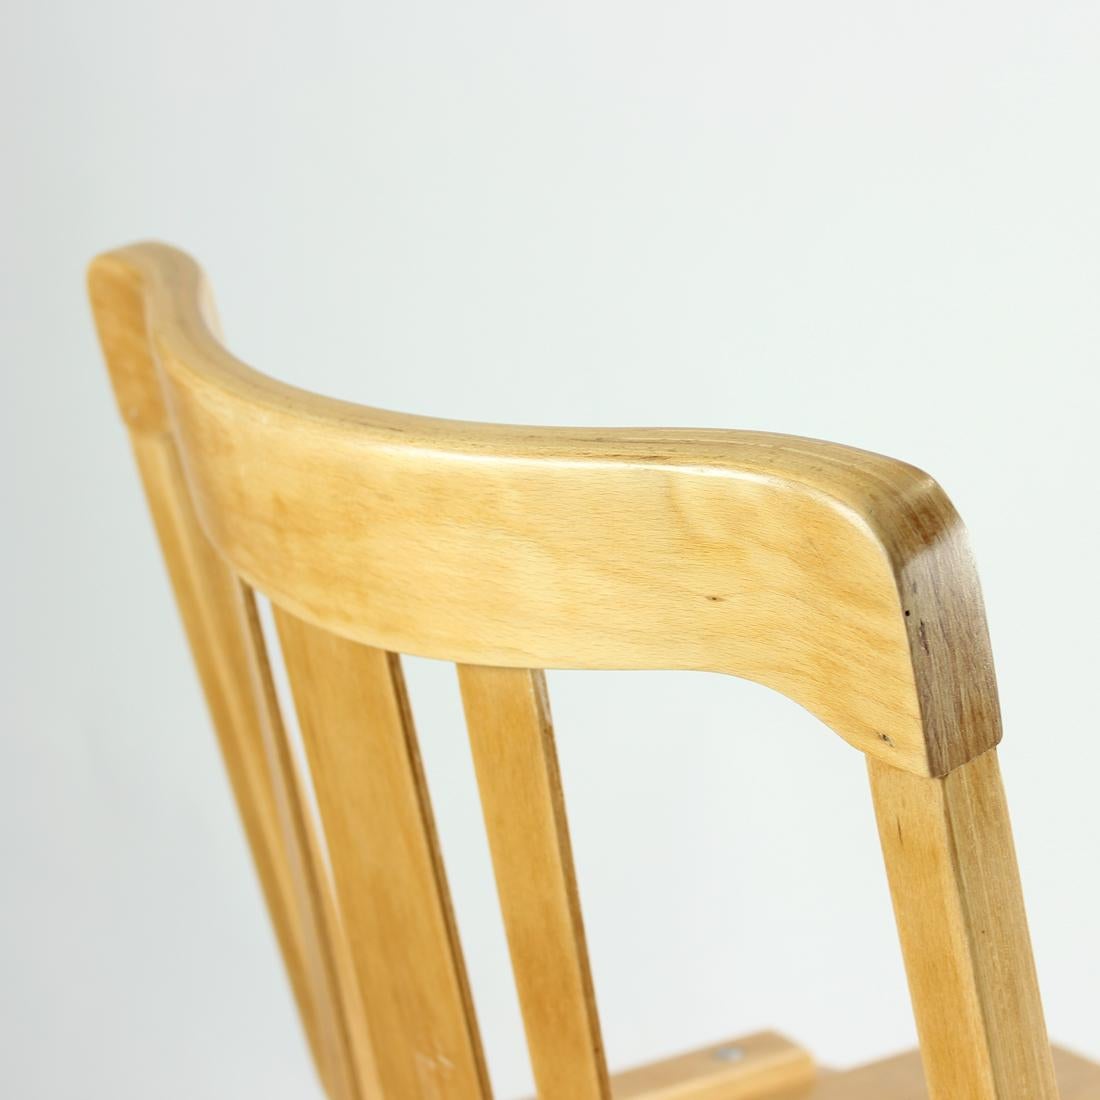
[89,243,1058,1099]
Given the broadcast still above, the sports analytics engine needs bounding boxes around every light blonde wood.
[868,749,1058,1100]
[606,1038,1100,1100]
[124,427,368,1099]
[88,242,1001,778]
[90,241,1066,1100]
[91,266,372,1100]
[790,1046,1099,1100]
[459,665,610,1099]
[236,586,380,1100]
[610,1032,817,1100]
[275,610,491,1100]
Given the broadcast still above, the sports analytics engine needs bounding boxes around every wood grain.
[89,242,1001,777]
[276,610,491,1100]
[91,259,373,1099]
[114,418,368,1100]
[868,749,1058,1099]
[459,665,610,1100]
[236,586,379,1099]
[90,240,1067,1100]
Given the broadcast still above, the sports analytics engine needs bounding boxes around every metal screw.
[713,1045,746,1063]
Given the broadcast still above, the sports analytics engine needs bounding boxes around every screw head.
[713,1045,746,1063]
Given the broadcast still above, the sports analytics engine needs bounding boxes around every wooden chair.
[89,243,1097,1100]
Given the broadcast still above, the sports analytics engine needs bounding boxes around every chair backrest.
[89,243,1058,1100]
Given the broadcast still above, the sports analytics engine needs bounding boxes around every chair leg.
[868,748,1058,1099]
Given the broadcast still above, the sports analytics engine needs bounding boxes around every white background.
[3,2,1098,1097]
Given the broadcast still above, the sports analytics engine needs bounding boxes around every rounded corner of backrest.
[724,446,1002,779]
[88,244,171,434]
[853,463,1003,777]
[903,501,1003,777]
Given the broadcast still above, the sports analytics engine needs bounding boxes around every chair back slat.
[237,586,380,1099]
[459,665,611,1100]
[275,608,492,1100]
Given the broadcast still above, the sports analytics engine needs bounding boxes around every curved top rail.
[88,242,1000,776]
